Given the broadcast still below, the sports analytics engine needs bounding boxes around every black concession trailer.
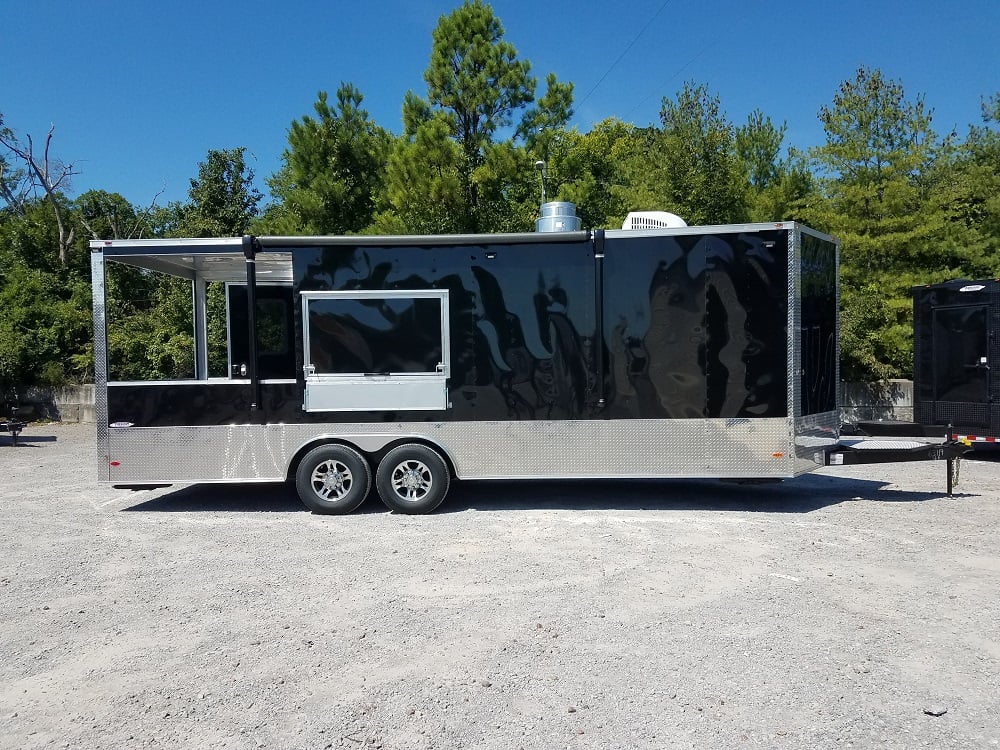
[89,221,965,513]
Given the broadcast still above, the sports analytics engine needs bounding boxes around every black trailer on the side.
[858,278,999,452]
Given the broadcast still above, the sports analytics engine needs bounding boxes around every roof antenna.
[534,160,548,205]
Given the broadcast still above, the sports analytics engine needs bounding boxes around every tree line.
[2,0,998,394]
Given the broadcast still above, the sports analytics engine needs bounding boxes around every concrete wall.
[12,381,914,427]
[14,385,96,424]
[839,379,913,424]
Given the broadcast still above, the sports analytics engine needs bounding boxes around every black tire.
[375,443,451,515]
[295,444,371,515]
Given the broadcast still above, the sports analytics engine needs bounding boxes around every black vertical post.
[945,423,954,496]
[243,235,261,413]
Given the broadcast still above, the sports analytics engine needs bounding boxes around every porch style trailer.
[89,222,960,514]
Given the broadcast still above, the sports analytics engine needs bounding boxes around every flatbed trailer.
[90,222,966,513]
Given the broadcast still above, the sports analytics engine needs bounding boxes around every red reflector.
[110,461,121,466]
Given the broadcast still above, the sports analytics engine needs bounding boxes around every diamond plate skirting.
[103,415,838,484]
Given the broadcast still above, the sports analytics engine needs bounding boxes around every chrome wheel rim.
[390,459,432,502]
[311,459,353,501]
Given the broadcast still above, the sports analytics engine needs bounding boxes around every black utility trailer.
[914,279,999,445]
[858,279,998,449]
[89,222,966,514]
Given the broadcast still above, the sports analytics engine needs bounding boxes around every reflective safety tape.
[951,434,998,443]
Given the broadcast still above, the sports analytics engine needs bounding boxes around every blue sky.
[3,0,998,208]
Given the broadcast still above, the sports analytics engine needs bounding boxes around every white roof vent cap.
[621,211,687,230]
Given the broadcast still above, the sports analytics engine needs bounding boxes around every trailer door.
[227,283,295,380]
[932,304,990,426]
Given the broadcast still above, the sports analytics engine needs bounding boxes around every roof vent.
[621,211,687,230]
[536,201,582,233]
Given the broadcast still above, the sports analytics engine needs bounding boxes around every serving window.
[301,290,450,412]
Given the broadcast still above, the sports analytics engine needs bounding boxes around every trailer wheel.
[295,444,371,515]
[375,444,450,514]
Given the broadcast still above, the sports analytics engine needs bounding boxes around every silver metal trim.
[106,379,297,387]
[797,224,838,244]
[604,221,799,241]
[89,237,245,250]
[258,231,591,248]
[103,417,805,485]
[788,226,800,421]
[193,277,208,379]
[91,251,110,482]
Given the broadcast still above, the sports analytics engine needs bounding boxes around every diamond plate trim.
[105,417,805,484]
[91,251,110,482]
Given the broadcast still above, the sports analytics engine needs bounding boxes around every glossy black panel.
[292,240,597,422]
[603,231,788,419]
[706,233,789,418]
[228,285,296,380]
[799,233,837,415]
[108,382,298,426]
[913,279,1000,431]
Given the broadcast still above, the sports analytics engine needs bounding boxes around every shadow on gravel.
[1,433,58,447]
[439,474,964,514]
[118,472,965,515]
[120,483,309,514]
[966,447,1000,463]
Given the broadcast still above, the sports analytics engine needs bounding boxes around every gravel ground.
[1,423,998,749]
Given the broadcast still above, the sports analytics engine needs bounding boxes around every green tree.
[547,118,634,229]
[930,92,1000,273]
[376,113,465,234]
[733,109,820,222]
[0,200,92,389]
[736,109,786,190]
[262,85,389,235]
[183,147,262,237]
[806,66,949,379]
[385,0,537,233]
[76,189,151,240]
[519,72,574,162]
[623,82,748,225]
[424,0,534,171]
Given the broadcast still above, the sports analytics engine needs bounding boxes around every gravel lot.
[1,423,998,749]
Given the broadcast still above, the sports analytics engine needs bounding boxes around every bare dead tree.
[0,155,35,213]
[78,186,165,241]
[128,186,166,239]
[0,120,78,266]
